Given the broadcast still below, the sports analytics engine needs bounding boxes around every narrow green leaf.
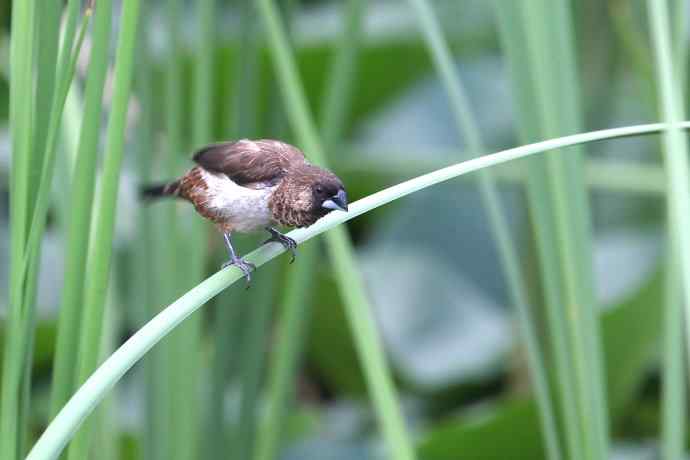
[648,1,690,458]
[65,0,141,458]
[26,121,690,460]
[408,1,561,458]
[51,0,114,415]
[255,0,415,458]
[256,2,366,458]
[1,0,38,457]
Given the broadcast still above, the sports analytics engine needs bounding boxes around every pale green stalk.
[255,1,366,458]
[66,1,141,458]
[662,250,685,460]
[494,2,609,458]
[1,0,38,457]
[337,151,669,194]
[648,2,690,458]
[51,0,114,415]
[166,1,215,459]
[29,0,60,222]
[236,265,279,460]
[408,1,561,458]
[26,121,690,460]
[204,1,259,457]
[255,240,317,460]
[255,0,415,458]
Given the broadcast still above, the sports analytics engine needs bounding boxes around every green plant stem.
[66,1,141,459]
[235,266,278,460]
[255,242,317,460]
[648,3,690,459]
[255,0,415,458]
[337,150,670,194]
[29,0,60,223]
[26,121,690,460]
[51,0,114,416]
[255,1,365,458]
[1,0,38,457]
[407,1,561,458]
[662,250,685,459]
[204,1,258,457]
[494,2,609,458]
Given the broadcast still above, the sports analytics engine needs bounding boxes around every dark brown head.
[269,164,348,228]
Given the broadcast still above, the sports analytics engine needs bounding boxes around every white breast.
[201,169,275,233]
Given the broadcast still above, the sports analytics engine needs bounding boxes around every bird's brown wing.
[192,139,307,186]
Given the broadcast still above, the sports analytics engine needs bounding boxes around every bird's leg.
[221,232,255,286]
[263,227,297,264]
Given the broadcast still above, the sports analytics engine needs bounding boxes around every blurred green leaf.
[151,40,436,144]
[414,267,664,459]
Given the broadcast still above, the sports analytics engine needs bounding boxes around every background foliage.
[1,1,689,459]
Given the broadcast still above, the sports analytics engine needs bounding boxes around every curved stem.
[26,121,690,460]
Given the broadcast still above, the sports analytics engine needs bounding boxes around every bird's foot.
[263,228,298,264]
[221,256,256,287]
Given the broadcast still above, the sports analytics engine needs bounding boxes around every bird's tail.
[139,180,182,201]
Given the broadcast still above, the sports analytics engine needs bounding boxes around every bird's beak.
[322,189,348,212]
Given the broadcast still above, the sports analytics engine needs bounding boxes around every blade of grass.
[254,240,317,460]
[237,3,299,457]
[338,148,670,194]
[673,0,688,85]
[65,1,141,458]
[27,120,690,460]
[647,2,690,459]
[50,0,114,416]
[662,251,685,460]
[166,1,216,459]
[1,0,38,457]
[28,0,60,225]
[235,265,279,460]
[203,1,259,457]
[131,6,164,459]
[494,2,610,458]
[255,1,366,458]
[408,1,561,458]
[255,1,415,458]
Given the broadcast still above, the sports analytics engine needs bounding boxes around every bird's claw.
[221,257,256,288]
[263,230,298,264]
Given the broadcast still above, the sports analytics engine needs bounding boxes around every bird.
[141,139,348,285]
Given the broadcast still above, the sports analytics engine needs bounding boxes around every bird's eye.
[315,186,324,194]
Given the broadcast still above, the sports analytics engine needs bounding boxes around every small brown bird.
[142,139,348,284]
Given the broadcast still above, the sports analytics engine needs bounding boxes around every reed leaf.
[50,0,114,416]
[25,121,690,460]
[1,0,39,457]
[66,0,140,458]
[255,1,365,458]
[255,0,415,458]
[648,1,690,458]
[408,1,561,458]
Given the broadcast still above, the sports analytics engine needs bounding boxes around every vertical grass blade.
[1,0,38,457]
[168,2,216,459]
[661,253,685,459]
[65,0,141,458]
[50,0,114,415]
[255,242,316,460]
[255,2,366,458]
[408,1,561,458]
[255,0,415,458]
[647,3,690,458]
[493,2,609,459]
[204,1,259,457]
[29,0,60,222]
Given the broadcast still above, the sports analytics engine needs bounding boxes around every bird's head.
[310,171,348,216]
